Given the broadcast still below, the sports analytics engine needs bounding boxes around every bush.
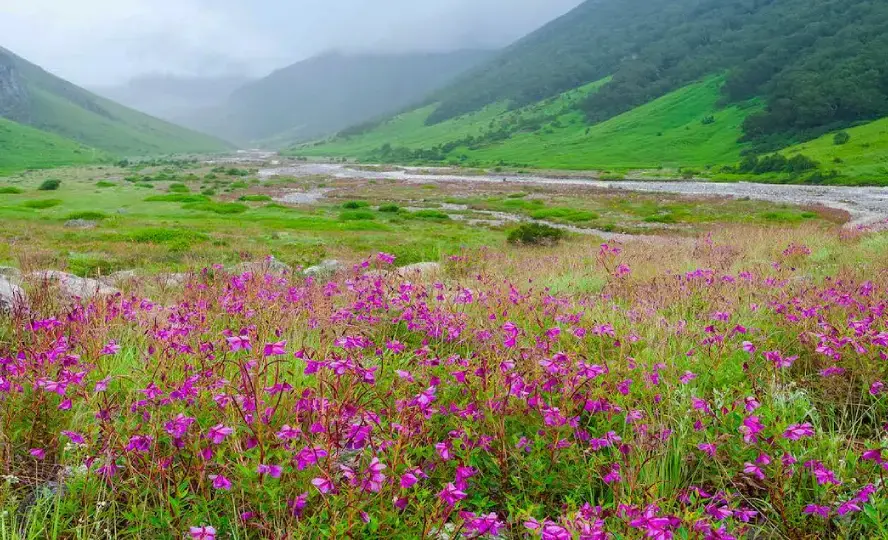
[342,200,369,209]
[0,186,23,194]
[23,199,62,209]
[507,223,565,246]
[239,194,272,202]
[168,183,190,193]
[530,208,599,222]
[64,211,108,221]
[833,131,851,145]
[339,210,376,221]
[96,181,116,188]
[407,210,450,220]
[38,179,61,191]
[145,194,210,203]
[378,204,400,213]
[182,202,249,215]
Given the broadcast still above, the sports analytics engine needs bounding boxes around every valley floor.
[1,159,887,538]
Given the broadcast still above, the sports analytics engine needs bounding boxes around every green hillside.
[0,46,231,156]
[188,50,494,146]
[295,77,755,170]
[419,0,888,150]
[780,119,888,183]
[0,117,100,175]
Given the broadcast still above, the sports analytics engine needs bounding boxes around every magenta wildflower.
[783,423,815,440]
[61,430,86,446]
[206,424,234,444]
[743,462,765,480]
[226,335,251,352]
[311,476,335,494]
[803,504,830,518]
[188,526,216,540]
[263,340,287,356]
[29,448,45,460]
[698,442,717,458]
[438,482,467,506]
[256,464,283,478]
[209,474,232,490]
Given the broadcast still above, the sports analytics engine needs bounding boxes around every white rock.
[0,276,25,312]
[396,262,442,277]
[303,259,343,278]
[31,271,119,299]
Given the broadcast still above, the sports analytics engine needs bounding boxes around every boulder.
[100,270,140,287]
[303,259,343,279]
[397,262,442,278]
[0,266,22,282]
[64,219,97,229]
[0,276,25,312]
[157,273,189,288]
[232,257,292,275]
[31,270,119,299]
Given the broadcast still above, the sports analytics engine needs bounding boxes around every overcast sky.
[0,0,583,86]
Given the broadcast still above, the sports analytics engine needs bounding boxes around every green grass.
[27,86,230,157]
[0,117,99,175]
[0,186,24,194]
[22,198,62,209]
[295,77,756,170]
[781,118,888,182]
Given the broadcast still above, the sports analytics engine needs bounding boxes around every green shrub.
[378,204,400,213]
[339,210,376,221]
[182,202,249,215]
[530,208,599,222]
[201,189,217,196]
[145,194,210,203]
[508,223,565,246]
[23,199,62,209]
[342,200,370,209]
[168,183,190,193]
[65,211,108,221]
[67,254,121,278]
[226,168,249,177]
[239,194,273,202]
[0,186,23,194]
[833,131,851,145]
[95,181,116,188]
[644,213,677,223]
[38,179,61,191]
[128,228,206,244]
[231,182,249,189]
[507,192,528,199]
[407,209,451,220]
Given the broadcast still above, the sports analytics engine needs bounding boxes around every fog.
[0,0,583,86]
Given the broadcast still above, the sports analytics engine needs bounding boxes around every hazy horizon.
[0,0,583,86]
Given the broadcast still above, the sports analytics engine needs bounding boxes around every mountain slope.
[0,116,99,175]
[192,50,495,146]
[0,46,231,156]
[295,77,755,169]
[421,0,888,148]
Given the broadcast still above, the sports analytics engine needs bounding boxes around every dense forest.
[425,0,888,149]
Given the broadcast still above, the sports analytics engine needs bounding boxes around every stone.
[303,259,343,279]
[157,273,189,288]
[30,270,119,299]
[232,256,292,275]
[0,266,22,282]
[100,270,139,287]
[0,275,25,312]
[396,262,442,278]
[64,219,97,229]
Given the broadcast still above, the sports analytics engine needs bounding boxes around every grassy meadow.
[0,162,887,538]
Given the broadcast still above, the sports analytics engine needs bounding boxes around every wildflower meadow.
[1,226,887,539]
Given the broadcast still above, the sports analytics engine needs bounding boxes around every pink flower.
[438,482,466,506]
[698,443,717,458]
[376,252,396,264]
[764,350,796,368]
[263,341,287,356]
[226,335,251,352]
[256,464,282,478]
[803,504,830,518]
[206,424,234,444]
[100,340,121,356]
[61,430,86,446]
[312,476,335,494]
[29,448,45,460]
[870,381,884,395]
[209,474,232,490]
[189,526,216,540]
[742,341,757,354]
[743,462,765,480]
[783,423,815,440]
[739,415,764,444]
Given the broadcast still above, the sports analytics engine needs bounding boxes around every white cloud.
[0,0,583,85]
